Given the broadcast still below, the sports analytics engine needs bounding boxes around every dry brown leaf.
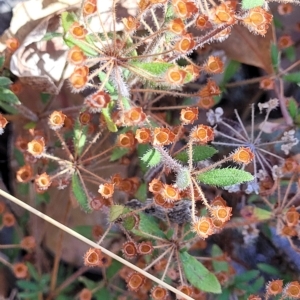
[212,25,275,74]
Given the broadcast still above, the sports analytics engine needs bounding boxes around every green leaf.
[23,122,36,130]
[179,251,221,294]
[0,87,21,104]
[26,263,40,282]
[102,106,117,132]
[222,60,240,85]
[110,147,129,161]
[252,206,272,220]
[17,280,40,291]
[98,72,115,94]
[40,93,51,104]
[197,168,253,187]
[106,260,123,280]
[132,213,166,239]
[284,46,296,62]
[257,263,281,276]
[211,245,228,272]
[42,32,63,41]
[64,35,98,56]
[95,287,110,300]
[287,98,298,120]
[234,270,260,283]
[123,214,137,231]
[175,145,218,163]
[78,276,98,290]
[283,72,300,84]
[14,149,25,166]
[271,43,280,73]
[73,225,93,239]
[109,205,125,222]
[36,192,50,205]
[141,148,161,167]
[74,121,88,156]
[242,0,264,9]
[130,61,173,77]
[0,56,4,69]
[138,144,151,173]
[18,291,39,299]
[134,182,147,202]
[175,168,190,190]
[61,12,78,33]
[0,77,12,86]
[71,173,91,212]
[0,101,19,114]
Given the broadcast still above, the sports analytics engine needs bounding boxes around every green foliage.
[242,0,264,9]
[271,43,280,73]
[0,87,21,104]
[211,245,229,272]
[222,60,240,85]
[141,148,162,167]
[252,206,272,220]
[106,260,123,280]
[132,213,166,239]
[134,182,147,202]
[284,46,296,62]
[197,168,254,187]
[175,145,218,163]
[71,173,91,212]
[175,168,190,190]
[0,55,4,69]
[284,72,300,84]
[73,225,93,240]
[138,144,151,173]
[42,32,63,41]
[130,61,173,77]
[110,148,129,161]
[0,76,12,86]
[179,251,222,294]
[109,205,125,222]
[61,12,78,33]
[102,105,118,132]
[74,121,88,156]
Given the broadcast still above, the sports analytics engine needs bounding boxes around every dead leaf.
[212,25,274,74]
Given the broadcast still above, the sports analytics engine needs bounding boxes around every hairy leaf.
[197,168,253,187]
[242,0,264,9]
[130,61,173,76]
[110,148,129,161]
[180,251,221,293]
[71,173,91,212]
[74,121,88,156]
[0,77,12,86]
[175,168,190,190]
[175,145,218,163]
[211,245,228,272]
[0,87,21,104]
[64,35,98,56]
[287,98,298,120]
[61,12,78,33]
[141,148,162,167]
[109,205,125,222]
[102,106,117,132]
[132,213,166,239]
[284,72,300,84]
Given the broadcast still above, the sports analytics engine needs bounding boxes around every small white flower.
[272,165,283,179]
[245,180,259,194]
[258,98,279,113]
[242,224,259,245]
[224,183,240,193]
[206,107,223,125]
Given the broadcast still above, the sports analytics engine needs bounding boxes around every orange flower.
[198,97,215,109]
[16,165,33,183]
[35,173,52,190]
[192,217,214,239]
[48,111,66,130]
[183,64,200,81]
[191,124,214,143]
[122,16,140,31]
[180,107,198,125]
[5,38,19,52]
[196,15,211,30]
[166,66,187,85]
[20,236,36,250]
[232,147,254,165]
[174,33,195,53]
[67,46,86,65]
[27,137,45,157]
[83,248,103,267]
[198,79,221,98]
[122,241,137,259]
[123,107,146,125]
[13,263,28,279]
[3,212,15,227]
[98,183,114,198]
[211,3,236,25]
[169,18,186,35]
[243,7,273,36]
[210,206,232,223]
[259,78,274,90]
[281,225,297,237]
[135,128,151,144]
[69,22,88,39]
[285,207,299,227]
[177,285,193,300]
[117,132,136,148]
[137,242,153,255]
[172,0,197,18]
[84,91,111,113]
[204,56,224,74]
[266,280,283,296]
[284,281,300,299]
[152,128,175,146]
[126,272,145,291]
[162,184,180,202]
[151,286,168,300]
[69,67,89,91]
[278,3,293,15]
[79,288,92,300]
[83,0,97,16]
[278,35,293,49]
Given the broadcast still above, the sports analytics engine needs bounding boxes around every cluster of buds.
[193,196,232,239]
